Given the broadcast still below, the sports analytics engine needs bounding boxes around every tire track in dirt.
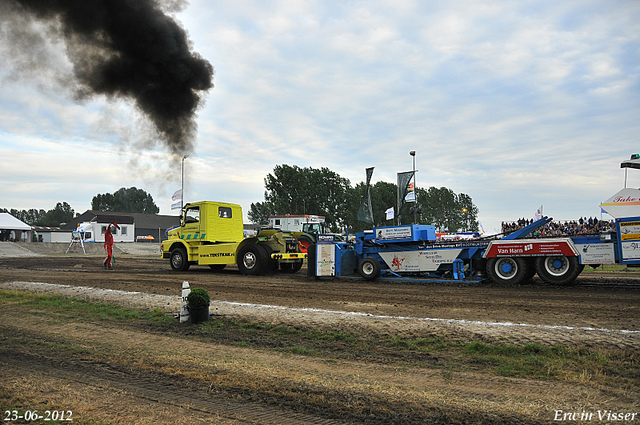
[2,255,639,424]
[3,301,638,425]
[0,322,563,425]
[0,344,345,425]
[3,280,640,350]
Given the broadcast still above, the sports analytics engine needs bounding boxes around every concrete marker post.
[180,281,190,322]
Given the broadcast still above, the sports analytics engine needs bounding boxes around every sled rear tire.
[486,257,529,285]
[358,257,381,281]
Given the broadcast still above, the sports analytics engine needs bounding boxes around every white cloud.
[1,0,639,230]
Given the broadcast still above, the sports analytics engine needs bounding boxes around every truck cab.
[162,201,305,274]
[178,202,243,243]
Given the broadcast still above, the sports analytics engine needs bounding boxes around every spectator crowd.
[502,217,615,237]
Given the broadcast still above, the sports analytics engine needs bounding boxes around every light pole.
[462,207,468,232]
[410,150,417,224]
[181,155,188,210]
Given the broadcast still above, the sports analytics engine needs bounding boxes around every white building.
[32,226,71,243]
[0,213,32,242]
[73,215,135,243]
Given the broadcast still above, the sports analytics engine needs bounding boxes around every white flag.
[404,191,415,202]
[534,205,543,221]
[172,189,183,201]
[171,201,182,210]
[385,207,394,220]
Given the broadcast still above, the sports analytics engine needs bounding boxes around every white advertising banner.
[575,243,615,265]
[622,241,640,261]
[379,249,463,272]
[376,226,412,242]
[316,243,336,277]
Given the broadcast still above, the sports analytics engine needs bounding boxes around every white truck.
[268,214,328,252]
[73,220,134,243]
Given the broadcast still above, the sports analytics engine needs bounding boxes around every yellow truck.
[161,201,305,274]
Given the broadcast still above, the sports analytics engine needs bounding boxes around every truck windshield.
[303,223,322,233]
[184,207,200,224]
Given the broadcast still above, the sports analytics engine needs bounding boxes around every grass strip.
[581,264,640,273]
[2,289,638,390]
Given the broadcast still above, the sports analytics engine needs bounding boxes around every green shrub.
[187,288,210,308]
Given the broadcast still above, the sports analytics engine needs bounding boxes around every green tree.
[1,208,46,225]
[248,201,275,225]
[344,183,366,233]
[347,183,479,233]
[251,165,351,232]
[457,193,479,232]
[420,186,457,230]
[37,202,75,227]
[24,208,47,225]
[91,193,115,212]
[416,187,479,232]
[91,187,159,214]
[2,205,74,227]
[345,180,400,233]
[370,181,398,227]
[249,165,479,234]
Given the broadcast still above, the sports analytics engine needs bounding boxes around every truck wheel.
[237,245,264,275]
[486,257,529,285]
[170,247,190,271]
[297,235,313,254]
[209,264,226,271]
[535,256,581,285]
[358,257,381,281]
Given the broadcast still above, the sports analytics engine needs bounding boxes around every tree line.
[2,187,159,227]
[4,172,479,234]
[249,164,479,233]
[91,187,159,215]
[1,202,75,228]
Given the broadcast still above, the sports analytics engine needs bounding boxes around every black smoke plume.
[2,0,214,155]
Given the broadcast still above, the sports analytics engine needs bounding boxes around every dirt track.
[1,253,639,424]
[2,255,639,336]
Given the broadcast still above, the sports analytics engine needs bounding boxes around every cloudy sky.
[1,0,639,234]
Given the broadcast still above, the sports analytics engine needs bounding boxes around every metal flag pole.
[181,155,188,210]
[410,150,417,224]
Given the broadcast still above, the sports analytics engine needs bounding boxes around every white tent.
[621,155,640,170]
[0,213,32,242]
[600,188,640,219]
[601,155,640,219]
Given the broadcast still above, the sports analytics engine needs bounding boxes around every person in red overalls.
[103,222,120,269]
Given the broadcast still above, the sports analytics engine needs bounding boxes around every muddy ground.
[1,252,639,424]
